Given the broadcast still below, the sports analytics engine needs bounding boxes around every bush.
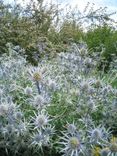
[0,0,59,60]
[84,25,117,70]
[0,1,115,55]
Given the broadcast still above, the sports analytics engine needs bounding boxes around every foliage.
[84,25,117,70]
[0,0,116,68]
[0,0,59,63]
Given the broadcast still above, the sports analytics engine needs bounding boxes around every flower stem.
[36,81,41,94]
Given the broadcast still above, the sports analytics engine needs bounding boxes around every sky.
[4,0,117,19]
[4,0,117,9]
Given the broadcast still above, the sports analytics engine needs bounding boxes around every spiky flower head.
[28,67,43,82]
[100,148,110,156]
[69,137,80,149]
[31,131,45,149]
[33,72,42,81]
[43,125,55,136]
[15,111,23,120]
[91,128,102,140]
[35,115,48,128]
[33,95,45,108]
[87,100,98,112]
[109,143,117,153]
[47,78,57,91]
[95,80,102,88]
[88,126,110,145]
[8,102,17,114]
[59,132,84,156]
[24,86,33,96]
[0,104,8,116]
[33,111,50,129]
[80,81,90,92]
[105,137,117,155]
[66,122,77,134]
[31,129,51,150]
[17,121,28,135]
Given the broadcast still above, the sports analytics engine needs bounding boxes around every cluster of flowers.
[0,42,117,156]
[0,43,54,155]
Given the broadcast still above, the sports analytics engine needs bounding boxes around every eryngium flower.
[109,143,117,153]
[31,131,45,150]
[106,137,117,156]
[30,130,51,150]
[33,111,50,129]
[66,122,77,134]
[59,133,84,156]
[33,72,42,81]
[28,66,46,82]
[33,95,45,108]
[100,148,110,156]
[88,126,110,145]
[0,104,8,116]
[24,87,33,96]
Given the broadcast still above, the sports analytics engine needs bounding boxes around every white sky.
[4,0,117,11]
[4,0,117,20]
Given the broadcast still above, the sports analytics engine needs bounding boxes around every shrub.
[84,25,117,70]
